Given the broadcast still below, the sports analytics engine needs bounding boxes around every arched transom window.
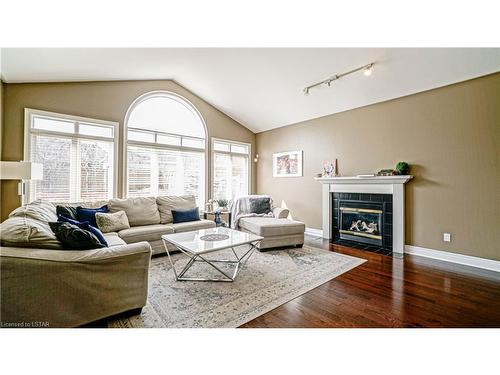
[125,91,207,205]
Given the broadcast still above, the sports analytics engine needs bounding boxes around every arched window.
[125,91,207,205]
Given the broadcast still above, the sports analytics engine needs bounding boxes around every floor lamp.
[0,161,43,205]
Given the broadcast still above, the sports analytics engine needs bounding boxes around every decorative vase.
[214,211,223,227]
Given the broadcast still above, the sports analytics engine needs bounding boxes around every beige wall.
[1,80,256,221]
[257,73,500,261]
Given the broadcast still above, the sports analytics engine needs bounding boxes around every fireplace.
[316,175,412,255]
[332,192,393,252]
[339,200,383,246]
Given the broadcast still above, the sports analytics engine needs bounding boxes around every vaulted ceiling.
[2,48,499,133]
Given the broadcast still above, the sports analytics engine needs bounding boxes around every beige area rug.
[108,245,366,328]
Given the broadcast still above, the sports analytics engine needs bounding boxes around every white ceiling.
[2,48,500,133]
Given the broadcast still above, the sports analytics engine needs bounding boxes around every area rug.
[108,244,365,328]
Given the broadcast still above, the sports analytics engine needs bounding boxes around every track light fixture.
[303,62,375,95]
[363,63,374,76]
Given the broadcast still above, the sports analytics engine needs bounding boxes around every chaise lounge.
[230,195,305,250]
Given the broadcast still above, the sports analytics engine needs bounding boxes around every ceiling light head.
[363,63,374,76]
[303,87,310,95]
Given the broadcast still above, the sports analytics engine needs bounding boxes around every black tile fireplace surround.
[331,192,393,256]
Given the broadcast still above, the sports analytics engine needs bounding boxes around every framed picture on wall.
[273,150,303,177]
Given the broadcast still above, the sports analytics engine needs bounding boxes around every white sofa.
[0,195,215,327]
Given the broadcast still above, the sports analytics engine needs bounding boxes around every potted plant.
[395,161,410,175]
[215,199,229,211]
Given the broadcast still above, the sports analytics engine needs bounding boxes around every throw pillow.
[171,207,200,224]
[95,211,130,233]
[157,195,196,223]
[76,205,108,227]
[48,222,106,250]
[56,205,78,220]
[249,197,271,214]
[58,215,108,246]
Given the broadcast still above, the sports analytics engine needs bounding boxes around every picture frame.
[273,150,303,177]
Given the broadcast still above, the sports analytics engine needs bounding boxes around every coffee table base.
[162,240,260,282]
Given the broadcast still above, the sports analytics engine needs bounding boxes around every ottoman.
[238,217,305,250]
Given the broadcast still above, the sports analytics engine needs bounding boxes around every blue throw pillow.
[58,214,83,226]
[76,205,108,228]
[79,222,108,247]
[172,207,200,224]
[58,215,108,247]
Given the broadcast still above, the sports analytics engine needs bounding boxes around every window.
[212,139,250,201]
[125,92,207,205]
[24,109,118,203]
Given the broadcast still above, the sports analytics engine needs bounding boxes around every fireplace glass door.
[339,201,383,246]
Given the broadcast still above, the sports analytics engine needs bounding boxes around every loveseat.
[0,195,214,327]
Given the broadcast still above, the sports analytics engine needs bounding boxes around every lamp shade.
[0,161,43,180]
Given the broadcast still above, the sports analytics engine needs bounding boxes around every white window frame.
[123,91,209,202]
[23,108,119,204]
[211,137,251,201]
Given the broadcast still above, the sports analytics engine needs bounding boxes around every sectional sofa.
[0,195,306,327]
[0,195,215,327]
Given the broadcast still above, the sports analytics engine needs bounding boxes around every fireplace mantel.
[315,175,413,184]
[316,175,413,255]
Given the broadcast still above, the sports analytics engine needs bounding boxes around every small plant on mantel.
[395,161,410,175]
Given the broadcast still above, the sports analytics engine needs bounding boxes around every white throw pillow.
[95,211,131,233]
[157,195,197,224]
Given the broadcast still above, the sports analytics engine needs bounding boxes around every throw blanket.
[230,195,274,229]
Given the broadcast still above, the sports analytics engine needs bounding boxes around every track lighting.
[303,62,375,95]
[363,63,374,76]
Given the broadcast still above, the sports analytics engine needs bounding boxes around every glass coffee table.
[161,227,263,282]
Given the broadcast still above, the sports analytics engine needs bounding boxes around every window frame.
[23,108,119,204]
[123,91,209,202]
[211,137,251,201]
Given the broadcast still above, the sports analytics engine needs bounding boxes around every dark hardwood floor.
[241,236,500,328]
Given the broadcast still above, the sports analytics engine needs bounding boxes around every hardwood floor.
[241,236,500,328]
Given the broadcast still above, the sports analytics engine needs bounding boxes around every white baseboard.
[404,245,500,273]
[305,227,323,237]
[303,229,499,272]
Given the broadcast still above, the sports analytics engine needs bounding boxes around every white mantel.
[315,175,413,255]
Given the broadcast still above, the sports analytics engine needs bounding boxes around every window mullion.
[70,138,81,202]
[151,149,159,196]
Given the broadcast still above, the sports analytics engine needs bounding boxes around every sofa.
[0,195,215,327]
